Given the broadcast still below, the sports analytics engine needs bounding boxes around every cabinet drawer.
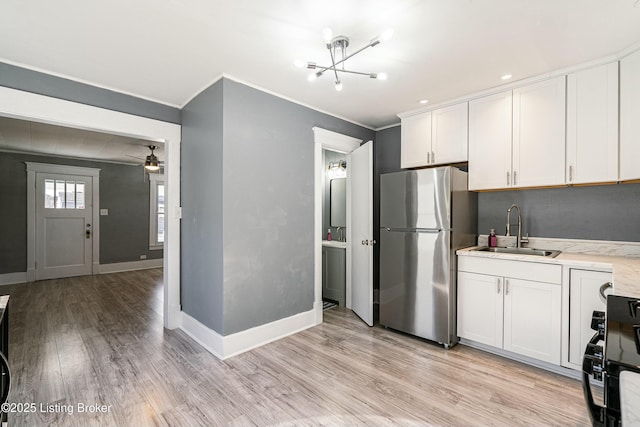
[458,256,561,284]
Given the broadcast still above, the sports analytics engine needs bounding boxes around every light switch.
[100,209,109,216]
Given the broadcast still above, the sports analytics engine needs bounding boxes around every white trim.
[182,74,375,131]
[179,308,316,360]
[25,162,101,176]
[0,57,181,109]
[374,122,401,132]
[0,86,181,330]
[97,258,163,274]
[313,127,362,325]
[0,272,27,286]
[25,162,101,280]
[1,148,141,166]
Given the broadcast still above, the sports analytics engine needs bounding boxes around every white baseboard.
[97,258,163,274]
[179,307,317,360]
[0,272,28,286]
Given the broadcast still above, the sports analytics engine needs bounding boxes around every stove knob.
[590,310,605,333]
[583,342,604,381]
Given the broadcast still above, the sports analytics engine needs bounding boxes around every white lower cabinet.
[567,269,612,367]
[458,257,562,365]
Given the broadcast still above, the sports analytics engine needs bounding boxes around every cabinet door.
[323,246,346,307]
[431,102,468,165]
[567,63,619,184]
[401,112,432,168]
[503,278,561,364]
[620,49,640,181]
[568,269,611,366]
[468,91,513,190]
[512,77,566,188]
[457,272,503,347]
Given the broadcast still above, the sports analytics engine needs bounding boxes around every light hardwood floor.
[2,269,591,426]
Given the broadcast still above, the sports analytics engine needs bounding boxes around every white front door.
[349,141,373,326]
[36,173,93,280]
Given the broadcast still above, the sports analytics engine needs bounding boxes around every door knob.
[369,239,376,245]
[361,240,368,245]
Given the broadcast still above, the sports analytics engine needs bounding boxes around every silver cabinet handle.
[432,151,435,164]
[569,165,573,182]
[497,278,501,294]
[513,171,517,186]
[505,279,509,295]
[599,282,612,302]
[507,171,510,186]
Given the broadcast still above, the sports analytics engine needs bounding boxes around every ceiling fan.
[127,145,164,176]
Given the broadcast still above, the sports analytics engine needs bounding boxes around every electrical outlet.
[140,255,147,260]
[100,209,109,216]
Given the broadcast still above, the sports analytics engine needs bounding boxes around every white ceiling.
[2,0,640,131]
[0,116,164,165]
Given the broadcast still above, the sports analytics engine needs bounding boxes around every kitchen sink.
[473,246,561,258]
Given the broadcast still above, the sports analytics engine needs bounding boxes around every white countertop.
[457,246,640,299]
[322,240,347,249]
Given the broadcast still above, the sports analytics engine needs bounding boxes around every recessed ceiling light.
[501,74,513,80]
[419,99,429,104]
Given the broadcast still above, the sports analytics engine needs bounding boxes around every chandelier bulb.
[377,72,388,81]
[335,81,343,92]
[323,28,333,43]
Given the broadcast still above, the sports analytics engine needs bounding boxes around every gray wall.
[180,77,374,336]
[180,79,224,333]
[372,125,403,320]
[478,185,640,241]
[0,152,162,274]
[0,62,180,124]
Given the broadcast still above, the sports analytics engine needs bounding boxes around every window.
[44,179,85,209]
[149,174,165,250]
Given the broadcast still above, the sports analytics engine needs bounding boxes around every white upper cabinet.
[431,102,469,165]
[620,49,640,181]
[468,91,513,191]
[512,76,566,188]
[401,112,431,168]
[400,102,468,168]
[567,62,619,185]
[469,77,566,190]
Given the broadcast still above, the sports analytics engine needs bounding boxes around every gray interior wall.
[222,78,374,335]
[0,62,181,124]
[180,80,224,333]
[372,125,403,320]
[0,151,162,274]
[478,185,640,242]
[322,149,347,238]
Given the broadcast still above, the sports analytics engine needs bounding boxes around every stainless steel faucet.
[506,204,522,248]
[336,226,344,242]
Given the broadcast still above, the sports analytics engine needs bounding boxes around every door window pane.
[76,183,85,209]
[45,180,55,209]
[55,180,65,208]
[65,181,76,209]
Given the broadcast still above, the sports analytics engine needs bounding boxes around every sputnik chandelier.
[296,28,394,91]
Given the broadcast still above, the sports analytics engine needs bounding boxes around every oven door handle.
[582,332,605,427]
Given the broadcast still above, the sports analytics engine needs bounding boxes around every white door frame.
[312,127,362,325]
[26,162,101,279]
[0,86,182,329]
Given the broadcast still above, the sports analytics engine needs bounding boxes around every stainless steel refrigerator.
[379,167,477,348]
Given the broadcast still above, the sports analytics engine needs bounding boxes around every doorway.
[313,127,373,327]
[0,86,182,329]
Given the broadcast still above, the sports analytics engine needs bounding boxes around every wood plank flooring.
[2,270,591,426]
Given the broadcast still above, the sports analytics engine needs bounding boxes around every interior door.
[349,141,373,326]
[36,173,93,280]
